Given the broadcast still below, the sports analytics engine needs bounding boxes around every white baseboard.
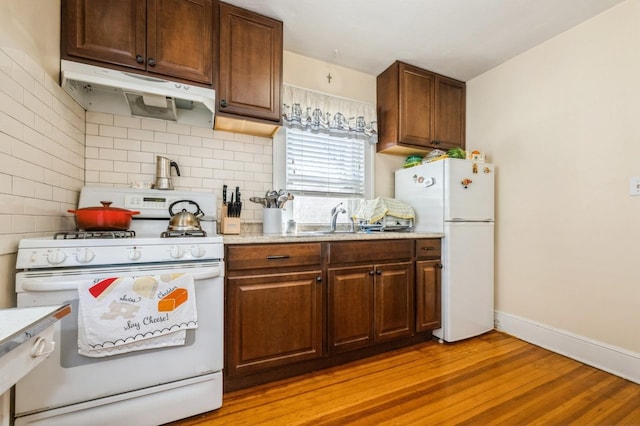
[494,310,640,385]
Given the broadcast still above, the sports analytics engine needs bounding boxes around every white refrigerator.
[395,158,495,342]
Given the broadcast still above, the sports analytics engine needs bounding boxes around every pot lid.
[74,201,138,213]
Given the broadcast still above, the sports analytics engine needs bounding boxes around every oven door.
[14,261,223,417]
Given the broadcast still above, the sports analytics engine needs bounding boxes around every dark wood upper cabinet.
[146,0,213,84]
[217,2,283,122]
[434,74,466,150]
[61,0,213,85]
[400,64,435,147]
[61,0,147,69]
[377,61,465,156]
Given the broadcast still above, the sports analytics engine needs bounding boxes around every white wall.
[0,0,60,81]
[467,0,640,353]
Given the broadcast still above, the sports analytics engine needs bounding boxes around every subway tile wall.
[0,47,85,256]
[84,112,274,224]
[0,47,85,307]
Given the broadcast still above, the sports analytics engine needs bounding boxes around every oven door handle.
[193,268,222,280]
[21,280,85,292]
[20,268,222,292]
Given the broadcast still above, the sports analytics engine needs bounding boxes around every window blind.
[285,127,365,197]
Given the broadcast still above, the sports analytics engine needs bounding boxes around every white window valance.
[282,84,378,144]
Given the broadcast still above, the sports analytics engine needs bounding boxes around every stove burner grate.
[161,230,207,238]
[54,230,136,240]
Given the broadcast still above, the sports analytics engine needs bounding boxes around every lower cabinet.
[225,238,441,390]
[328,262,413,353]
[415,239,442,332]
[416,260,441,331]
[226,271,323,377]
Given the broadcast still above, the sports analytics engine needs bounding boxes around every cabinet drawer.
[227,243,322,271]
[415,239,441,259]
[328,240,412,264]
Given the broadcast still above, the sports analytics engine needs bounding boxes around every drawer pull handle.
[266,255,290,260]
[422,247,434,250]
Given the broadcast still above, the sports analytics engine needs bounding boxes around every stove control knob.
[75,248,95,263]
[169,245,184,259]
[128,248,142,261]
[190,245,205,258]
[47,249,66,265]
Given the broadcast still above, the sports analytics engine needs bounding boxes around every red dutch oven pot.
[68,201,140,231]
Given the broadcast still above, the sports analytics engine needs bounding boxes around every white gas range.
[14,187,224,426]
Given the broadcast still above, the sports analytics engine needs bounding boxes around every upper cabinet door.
[399,63,435,148]
[147,0,213,84]
[434,75,466,150]
[61,0,147,69]
[217,2,283,122]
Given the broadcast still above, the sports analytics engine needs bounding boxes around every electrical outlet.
[630,177,640,196]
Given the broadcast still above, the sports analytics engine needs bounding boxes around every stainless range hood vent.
[61,60,215,128]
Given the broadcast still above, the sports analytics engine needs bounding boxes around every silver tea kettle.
[168,200,204,231]
[155,156,180,190]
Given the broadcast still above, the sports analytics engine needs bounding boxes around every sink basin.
[293,230,355,236]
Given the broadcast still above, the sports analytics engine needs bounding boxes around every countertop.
[0,305,71,359]
[223,231,443,245]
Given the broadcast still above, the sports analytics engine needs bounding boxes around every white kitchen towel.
[352,197,416,224]
[77,273,198,357]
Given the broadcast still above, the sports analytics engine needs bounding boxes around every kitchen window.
[274,85,377,226]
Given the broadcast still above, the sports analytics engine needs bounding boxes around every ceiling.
[221,0,625,81]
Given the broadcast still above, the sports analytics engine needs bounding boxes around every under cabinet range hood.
[60,60,215,128]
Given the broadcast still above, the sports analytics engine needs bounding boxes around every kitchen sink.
[294,230,355,236]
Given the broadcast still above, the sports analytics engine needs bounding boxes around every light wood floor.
[169,331,640,425]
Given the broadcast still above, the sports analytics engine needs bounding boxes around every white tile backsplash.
[84,113,274,223]
[0,47,85,255]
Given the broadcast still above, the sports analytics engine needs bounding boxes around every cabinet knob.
[136,55,144,64]
[147,57,156,66]
[220,99,228,108]
[432,140,440,146]
[369,270,375,275]
[437,264,443,269]
[376,270,382,275]
[316,276,322,282]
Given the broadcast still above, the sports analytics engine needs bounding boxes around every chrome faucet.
[330,202,347,232]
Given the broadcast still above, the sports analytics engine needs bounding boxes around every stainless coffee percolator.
[154,156,180,190]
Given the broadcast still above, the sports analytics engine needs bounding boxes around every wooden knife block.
[221,210,240,234]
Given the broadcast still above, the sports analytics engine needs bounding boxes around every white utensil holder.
[263,208,283,235]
